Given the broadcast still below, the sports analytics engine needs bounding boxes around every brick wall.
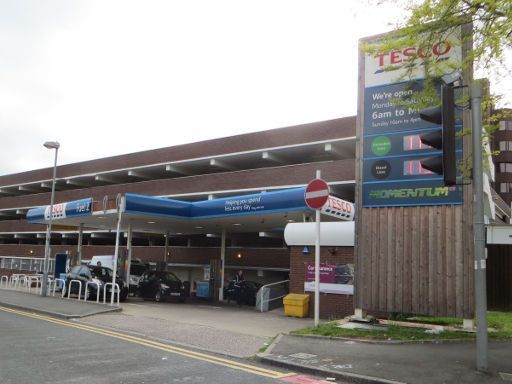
[0,268,32,278]
[0,244,290,269]
[289,245,354,319]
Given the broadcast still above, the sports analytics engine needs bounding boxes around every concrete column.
[77,223,84,265]
[219,229,226,301]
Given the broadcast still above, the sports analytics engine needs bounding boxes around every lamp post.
[41,141,60,297]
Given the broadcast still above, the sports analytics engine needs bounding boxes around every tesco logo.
[325,196,352,214]
[374,41,452,67]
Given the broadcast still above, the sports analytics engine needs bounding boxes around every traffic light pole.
[471,82,488,372]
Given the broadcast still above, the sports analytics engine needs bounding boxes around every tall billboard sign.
[362,33,463,207]
[355,25,475,319]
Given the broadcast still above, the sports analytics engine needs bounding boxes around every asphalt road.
[0,306,306,384]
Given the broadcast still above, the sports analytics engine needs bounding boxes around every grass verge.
[290,311,512,341]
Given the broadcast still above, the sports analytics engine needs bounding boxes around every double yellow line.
[0,305,293,379]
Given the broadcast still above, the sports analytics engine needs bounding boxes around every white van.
[90,255,114,269]
[89,255,147,295]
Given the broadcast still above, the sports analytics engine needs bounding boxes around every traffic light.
[419,84,456,186]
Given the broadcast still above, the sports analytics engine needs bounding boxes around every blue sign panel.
[362,79,464,207]
[27,198,93,223]
[125,194,192,218]
[191,188,308,219]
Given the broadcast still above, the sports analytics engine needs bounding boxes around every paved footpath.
[0,288,120,318]
[259,334,512,384]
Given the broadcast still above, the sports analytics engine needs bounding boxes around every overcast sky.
[1,0,510,176]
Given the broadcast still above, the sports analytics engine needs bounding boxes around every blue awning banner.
[124,193,192,218]
[27,198,93,223]
[191,188,308,219]
[27,187,350,224]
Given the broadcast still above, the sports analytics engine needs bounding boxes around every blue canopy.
[27,188,310,223]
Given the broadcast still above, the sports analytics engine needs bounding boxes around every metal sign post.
[305,171,330,327]
[471,82,488,372]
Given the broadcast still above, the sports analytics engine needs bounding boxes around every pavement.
[257,334,512,384]
[0,288,121,319]
[2,287,512,384]
[76,298,313,358]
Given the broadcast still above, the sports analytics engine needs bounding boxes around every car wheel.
[155,290,162,302]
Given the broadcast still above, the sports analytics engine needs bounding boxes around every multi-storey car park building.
[1,114,511,316]
[0,117,357,318]
[492,109,512,206]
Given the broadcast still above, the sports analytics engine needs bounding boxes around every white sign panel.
[364,31,462,87]
[44,203,67,220]
[304,282,354,295]
[321,196,354,221]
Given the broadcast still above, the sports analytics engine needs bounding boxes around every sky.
[1,0,511,176]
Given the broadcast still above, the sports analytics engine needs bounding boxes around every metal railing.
[103,282,120,306]
[27,276,42,294]
[67,280,83,301]
[1,273,121,307]
[85,281,101,303]
[50,278,66,298]
[258,280,289,312]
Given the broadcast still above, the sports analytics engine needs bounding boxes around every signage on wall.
[362,32,464,207]
[304,262,354,295]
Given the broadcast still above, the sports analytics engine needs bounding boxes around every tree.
[364,0,511,163]
[366,0,511,86]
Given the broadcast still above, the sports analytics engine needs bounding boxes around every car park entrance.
[26,187,355,314]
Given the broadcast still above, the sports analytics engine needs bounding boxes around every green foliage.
[364,1,511,169]
[366,0,512,85]
[291,311,512,341]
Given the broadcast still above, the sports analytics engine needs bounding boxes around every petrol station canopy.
[26,187,354,235]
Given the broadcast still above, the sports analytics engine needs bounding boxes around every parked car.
[128,259,148,295]
[137,271,188,302]
[89,255,147,295]
[224,280,262,306]
[63,265,129,302]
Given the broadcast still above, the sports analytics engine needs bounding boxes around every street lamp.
[41,141,60,297]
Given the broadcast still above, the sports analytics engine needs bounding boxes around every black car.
[64,265,128,302]
[137,271,188,302]
[224,280,262,306]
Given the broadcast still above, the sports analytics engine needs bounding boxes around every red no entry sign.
[305,178,329,209]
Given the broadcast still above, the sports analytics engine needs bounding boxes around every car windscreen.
[90,267,113,279]
[130,264,147,276]
[160,272,179,284]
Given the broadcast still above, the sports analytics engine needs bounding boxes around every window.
[500,183,512,193]
[499,163,512,173]
[32,259,42,272]
[499,121,512,131]
[20,259,31,271]
[499,141,512,151]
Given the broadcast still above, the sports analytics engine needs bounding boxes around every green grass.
[257,336,277,354]
[290,311,512,341]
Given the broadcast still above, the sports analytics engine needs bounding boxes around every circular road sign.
[305,179,330,210]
